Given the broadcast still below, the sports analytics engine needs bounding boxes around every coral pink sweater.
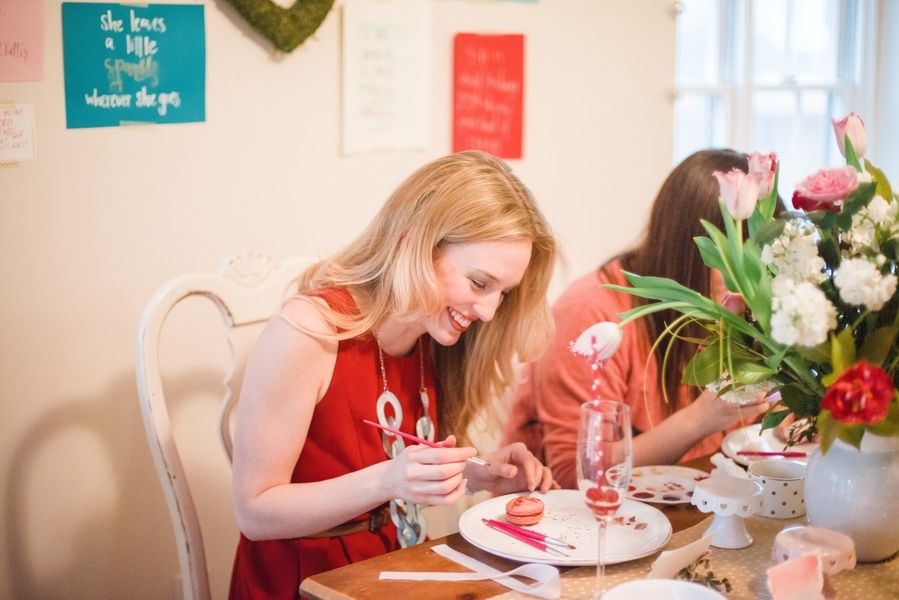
[502,260,724,489]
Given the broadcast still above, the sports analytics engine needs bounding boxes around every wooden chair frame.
[136,253,315,600]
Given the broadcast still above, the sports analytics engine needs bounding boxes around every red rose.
[821,361,895,425]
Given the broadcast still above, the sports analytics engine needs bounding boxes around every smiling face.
[425,239,533,346]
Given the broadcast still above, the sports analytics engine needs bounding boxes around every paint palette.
[627,465,710,505]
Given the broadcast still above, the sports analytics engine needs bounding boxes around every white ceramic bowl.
[603,579,727,600]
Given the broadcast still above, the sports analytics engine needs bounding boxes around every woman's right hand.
[380,435,474,506]
[689,388,770,435]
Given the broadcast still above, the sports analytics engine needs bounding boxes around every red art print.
[452,33,524,159]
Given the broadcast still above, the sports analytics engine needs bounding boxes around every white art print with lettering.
[341,0,432,155]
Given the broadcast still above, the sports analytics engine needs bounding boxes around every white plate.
[628,465,710,505]
[721,424,818,466]
[458,490,672,566]
[604,579,727,600]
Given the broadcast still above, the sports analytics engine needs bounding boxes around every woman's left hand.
[464,442,557,495]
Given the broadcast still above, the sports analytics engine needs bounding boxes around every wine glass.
[577,400,632,599]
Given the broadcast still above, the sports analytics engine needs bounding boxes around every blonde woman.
[229,151,558,598]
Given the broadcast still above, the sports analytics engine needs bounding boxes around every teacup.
[748,459,806,519]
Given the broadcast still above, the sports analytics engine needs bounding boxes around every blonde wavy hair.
[299,150,557,443]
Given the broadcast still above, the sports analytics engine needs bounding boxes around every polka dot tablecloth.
[493,515,898,599]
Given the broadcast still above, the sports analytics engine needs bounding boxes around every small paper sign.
[0,102,36,161]
[452,33,524,159]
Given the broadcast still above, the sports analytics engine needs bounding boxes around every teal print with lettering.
[62,2,205,129]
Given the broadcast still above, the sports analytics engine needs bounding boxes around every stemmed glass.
[577,400,632,599]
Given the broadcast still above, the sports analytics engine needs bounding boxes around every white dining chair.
[136,253,316,600]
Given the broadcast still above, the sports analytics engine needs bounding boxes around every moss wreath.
[225,0,335,53]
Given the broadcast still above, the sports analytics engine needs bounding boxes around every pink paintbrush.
[482,518,576,550]
[737,450,807,458]
[481,518,569,557]
[362,419,489,466]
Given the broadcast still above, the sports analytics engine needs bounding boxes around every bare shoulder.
[243,295,339,403]
[276,294,338,340]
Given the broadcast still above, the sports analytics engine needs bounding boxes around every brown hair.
[612,149,749,404]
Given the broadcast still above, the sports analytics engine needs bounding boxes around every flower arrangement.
[611,113,899,453]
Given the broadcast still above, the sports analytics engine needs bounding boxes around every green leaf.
[762,409,791,430]
[869,399,899,437]
[616,300,686,325]
[752,218,787,246]
[732,361,776,385]
[779,383,820,417]
[749,174,779,239]
[793,343,830,364]
[844,135,862,171]
[816,235,842,271]
[837,424,864,449]
[865,160,894,202]
[836,182,876,229]
[695,236,726,272]
[858,326,898,366]
[720,205,746,287]
[683,343,725,387]
[818,410,837,454]
[827,328,857,379]
[740,242,771,329]
[805,210,836,229]
[763,345,789,370]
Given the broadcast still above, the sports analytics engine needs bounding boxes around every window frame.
[673,0,879,176]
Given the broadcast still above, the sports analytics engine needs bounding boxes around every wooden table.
[300,457,713,600]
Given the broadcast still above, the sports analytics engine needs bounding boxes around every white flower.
[569,321,622,362]
[845,196,898,254]
[762,219,826,285]
[770,279,837,347]
[834,257,898,310]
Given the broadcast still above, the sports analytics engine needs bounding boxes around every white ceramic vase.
[804,433,899,562]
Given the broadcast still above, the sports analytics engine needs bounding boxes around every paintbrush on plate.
[482,518,576,550]
[362,419,489,466]
[481,518,569,557]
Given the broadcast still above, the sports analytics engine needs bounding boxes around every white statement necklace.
[375,338,435,547]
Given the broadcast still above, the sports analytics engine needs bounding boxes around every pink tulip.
[569,321,622,362]
[713,168,762,220]
[747,151,777,197]
[792,166,860,212]
[832,112,867,158]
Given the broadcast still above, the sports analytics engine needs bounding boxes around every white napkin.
[379,543,561,599]
[647,533,714,579]
[710,452,749,479]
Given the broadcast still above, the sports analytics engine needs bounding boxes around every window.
[674,0,877,194]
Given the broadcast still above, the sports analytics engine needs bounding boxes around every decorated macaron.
[504,495,544,526]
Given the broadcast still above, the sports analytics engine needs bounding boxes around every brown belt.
[305,504,392,539]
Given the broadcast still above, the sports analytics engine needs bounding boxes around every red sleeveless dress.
[229,288,438,599]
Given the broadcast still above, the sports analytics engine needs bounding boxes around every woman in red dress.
[229,151,558,599]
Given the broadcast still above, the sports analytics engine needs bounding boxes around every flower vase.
[804,433,899,562]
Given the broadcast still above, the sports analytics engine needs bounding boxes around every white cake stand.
[691,476,763,549]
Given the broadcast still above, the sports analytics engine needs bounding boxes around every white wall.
[0,1,677,598]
